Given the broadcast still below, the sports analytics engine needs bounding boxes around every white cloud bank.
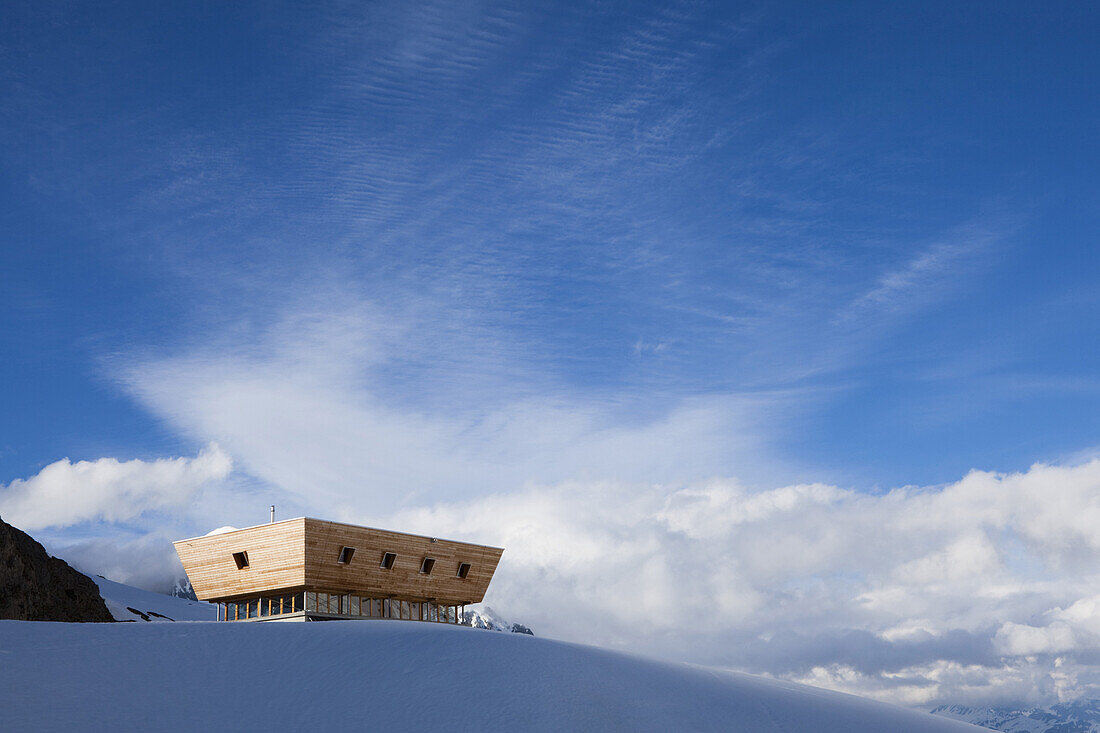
[384,459,1100,708]
[0,444,231,531]
[9,425,1100,708]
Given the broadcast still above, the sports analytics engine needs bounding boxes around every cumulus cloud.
[379,459,1100,707]
[0,444,231,531]
[52,533,188,594]
[994,622,1077,657]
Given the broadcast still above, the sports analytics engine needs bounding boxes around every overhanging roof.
[174,517,503,605]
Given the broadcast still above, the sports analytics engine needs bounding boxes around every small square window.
[380,551,396,570]
[420,557,435,575]
[232,551,249,569]
[338,546,355,564]
[457,562,471,579]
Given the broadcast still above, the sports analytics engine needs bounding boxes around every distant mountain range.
[933,700,1100,732]
[462,605,534,635]
[170,576,197,601]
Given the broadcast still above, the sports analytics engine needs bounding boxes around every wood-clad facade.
[173,518,503,623]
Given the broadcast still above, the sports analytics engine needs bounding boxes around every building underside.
[216,591,465,623]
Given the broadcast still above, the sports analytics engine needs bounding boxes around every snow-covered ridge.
[463,604,533,634]
[0,613,983,731]
[93,575,214,622]
[933,700,1100,732]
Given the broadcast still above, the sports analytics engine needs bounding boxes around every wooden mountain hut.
[173,517,503,623]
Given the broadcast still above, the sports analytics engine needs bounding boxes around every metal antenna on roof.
[270,505,275,524]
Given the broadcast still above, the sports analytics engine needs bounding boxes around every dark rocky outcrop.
[0,514,114,622]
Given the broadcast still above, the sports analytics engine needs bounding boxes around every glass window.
[420,557,435,575]
[306,592,317,612]
[338,546,355,564]
[457,563,471,579]
[380,552,396,569]
[349,596,360,616]
[232,551,249,569]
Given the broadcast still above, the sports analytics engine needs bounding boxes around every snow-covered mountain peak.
[932,699,1100,732]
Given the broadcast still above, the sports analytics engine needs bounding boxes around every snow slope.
[0,619,983,732]
[92,575,214,622]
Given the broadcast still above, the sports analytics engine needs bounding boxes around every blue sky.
[2,0,1100,706]
[2,1,1097,490]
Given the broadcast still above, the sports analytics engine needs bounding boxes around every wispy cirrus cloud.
[114,295,803,515]
[835,221,1004,328]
